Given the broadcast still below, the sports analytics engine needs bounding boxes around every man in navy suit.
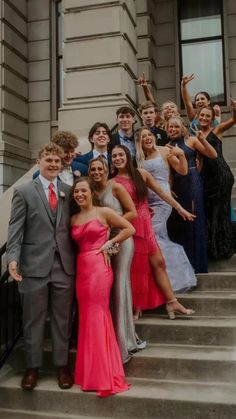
[138,101,168,146]
[33,131,88,185]
[74,122,112,174]
[108,106,136,158]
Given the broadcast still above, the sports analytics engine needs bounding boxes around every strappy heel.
[133,309,142,321]
[166,298,195,320]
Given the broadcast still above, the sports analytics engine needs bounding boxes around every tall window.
[178,0,225,104]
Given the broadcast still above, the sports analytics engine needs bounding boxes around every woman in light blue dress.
[135,127,197,292]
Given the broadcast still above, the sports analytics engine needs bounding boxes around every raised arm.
[135,73,156,103]
[214,98,236,139]
[190,130,217,158]
[139,169,195,221]
[181,74,196,122]
[112,181,137,221]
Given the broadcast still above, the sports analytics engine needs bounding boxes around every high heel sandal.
[133,309,142,321]
[166,298,195,320]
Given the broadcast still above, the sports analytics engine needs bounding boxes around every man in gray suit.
[6,143,75,390]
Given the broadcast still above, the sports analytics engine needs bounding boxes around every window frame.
[177,0,227,107]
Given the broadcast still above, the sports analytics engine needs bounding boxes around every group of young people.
[6,72,236,398]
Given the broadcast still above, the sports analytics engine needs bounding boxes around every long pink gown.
[71,219,129,397]
[114,176,166,310]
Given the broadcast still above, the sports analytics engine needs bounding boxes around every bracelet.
[102,240,113,251]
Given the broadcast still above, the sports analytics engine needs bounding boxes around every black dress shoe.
[57,366,73,389]
[21,368,38,390]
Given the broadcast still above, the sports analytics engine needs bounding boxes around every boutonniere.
[73,170,81,178]
[59,191,66,198]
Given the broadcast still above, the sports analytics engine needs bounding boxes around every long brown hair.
[111,145,148,201]
[70,177,101,216]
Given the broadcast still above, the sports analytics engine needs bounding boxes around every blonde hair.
[135,126,158,169]
[167,116,188,138]
[161,101,179,121]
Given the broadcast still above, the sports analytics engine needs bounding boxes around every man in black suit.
[109,106,136,158]
[138,101,168,146]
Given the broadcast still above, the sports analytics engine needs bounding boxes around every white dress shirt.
[39,174,58,200]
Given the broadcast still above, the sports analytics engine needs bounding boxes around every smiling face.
[195,93,210,109]
[162,102,179,120]
[89,160,107,183]
[37,152,62,181]
[90,126,110,150]
[198,107,214,127]
[140,106,156,127]
[112,147,128,171]
[117,112,135,133]
[167,120,183,140]
[140,128,155,152]
[62,148,75,166]
[73,180,92,208]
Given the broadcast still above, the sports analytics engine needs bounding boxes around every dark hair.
[116,106,136,117]
[88,122,112,148]
[194,91,211,104]
[52,130,78,150]
[111,145,148,201]
[70,177,101,216]
[197,105,215,122]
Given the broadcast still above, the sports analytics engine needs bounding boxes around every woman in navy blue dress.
[166,116,217,273]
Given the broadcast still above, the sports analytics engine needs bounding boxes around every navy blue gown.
[202,132,235,259]
[167,137,208,273]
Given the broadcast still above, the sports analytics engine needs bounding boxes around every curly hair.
[52,130,78,150]
[38,142,64,159]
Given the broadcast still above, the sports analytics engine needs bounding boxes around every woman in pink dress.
[70,177,134,397]
[111,145,195,320]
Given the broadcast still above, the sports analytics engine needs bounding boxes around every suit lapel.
[34,178,54,225]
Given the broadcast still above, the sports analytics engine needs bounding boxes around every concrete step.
[135,317,236,346]
[0,409,97,419]
[176,291,236,316]
[208,254,236,272]
[228,160,236,168]
[0,373,236,419]
[124,343,236,383]
[8,341,236,384]
[196,272,236,290]
[147,291,236,317]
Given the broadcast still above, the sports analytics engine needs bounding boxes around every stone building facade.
[0,0,236,193]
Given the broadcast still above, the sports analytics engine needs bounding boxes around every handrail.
[0,244,22,369]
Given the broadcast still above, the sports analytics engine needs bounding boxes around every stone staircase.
[1,260,236,419]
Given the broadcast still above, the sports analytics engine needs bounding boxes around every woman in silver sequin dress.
[135,126,197,292]
[88,156,146,364]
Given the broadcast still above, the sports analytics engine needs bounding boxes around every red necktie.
[48,183,58,210]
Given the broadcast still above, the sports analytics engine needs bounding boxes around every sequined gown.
[114,175,166,310]
[202,131,235,259]
[100,184,146,363]
[143,154,197,291]
[167,137,208,273]
[71,220,129,397]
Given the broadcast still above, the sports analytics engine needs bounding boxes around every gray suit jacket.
[6,177,75,278]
